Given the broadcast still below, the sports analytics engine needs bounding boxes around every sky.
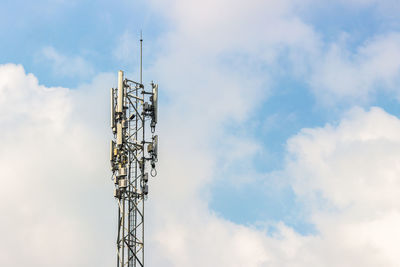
[1,0,400,266]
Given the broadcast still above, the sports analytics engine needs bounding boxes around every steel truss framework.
[110,69,158,267]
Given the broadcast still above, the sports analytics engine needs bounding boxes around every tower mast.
[110,37,159,267]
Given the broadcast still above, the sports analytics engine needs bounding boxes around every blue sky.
[2,0,400,266]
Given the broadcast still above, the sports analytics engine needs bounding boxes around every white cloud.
[287,106,400,212]
[146,0,400,107]
[283,107,400,265]
[146,106,400,267]
[153,0,319,59]
[39,46,94,78]
[0,64,114,267]
[310,33,400,105]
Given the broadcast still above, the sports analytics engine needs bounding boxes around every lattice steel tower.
[110,39,158,267]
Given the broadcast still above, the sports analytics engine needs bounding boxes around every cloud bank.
[0,64,114,267]
[2,0,400,266]
[3,64,399,266]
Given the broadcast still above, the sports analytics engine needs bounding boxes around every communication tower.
[110,38,158,267]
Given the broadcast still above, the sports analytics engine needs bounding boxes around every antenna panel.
[117,70,124,113]
[116,122,123,145]
[153,135,158,158]
[110,140,115,162]
[152,84,158,124]
[110,88,115,130]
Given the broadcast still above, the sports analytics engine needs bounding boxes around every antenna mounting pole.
[140,31,143,85]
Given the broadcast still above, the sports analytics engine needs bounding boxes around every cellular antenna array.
[110,38,159,267]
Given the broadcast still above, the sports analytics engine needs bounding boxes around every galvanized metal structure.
[110,39,158,267]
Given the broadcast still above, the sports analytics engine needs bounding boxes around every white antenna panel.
[110,88,115,129]
[117,122,123,145]
[153,84,158,123]
[117,70,124,113]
